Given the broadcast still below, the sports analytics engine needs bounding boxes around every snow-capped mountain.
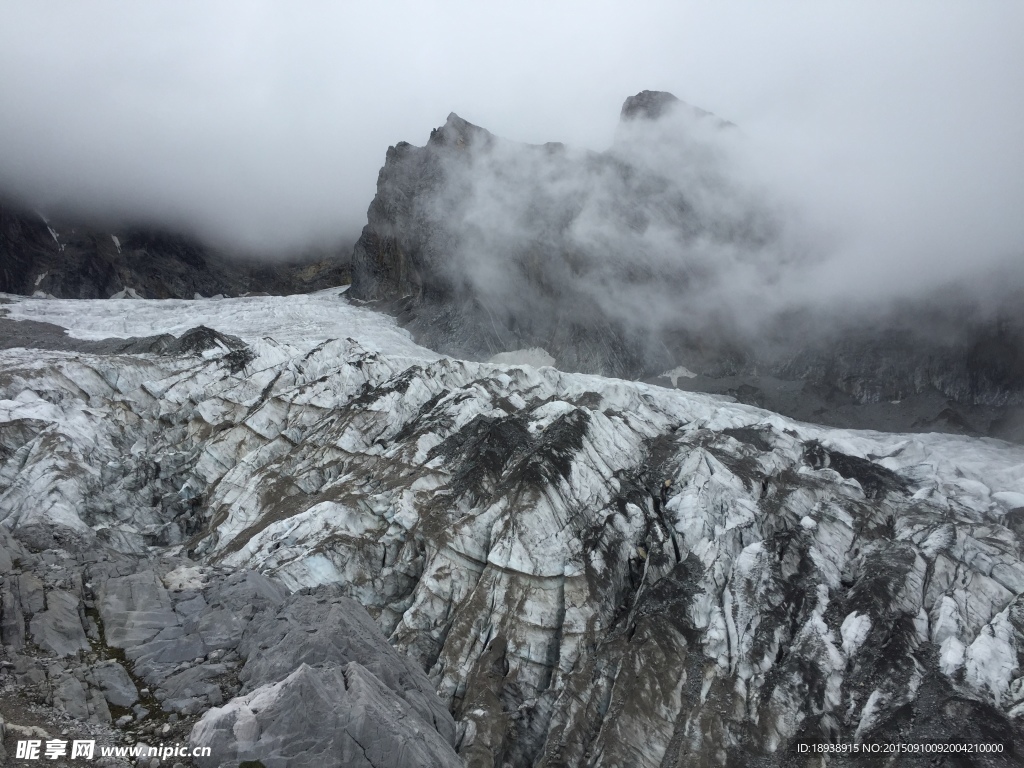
[2,289,1024,766]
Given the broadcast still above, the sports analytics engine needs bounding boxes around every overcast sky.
[1,1,1023,288]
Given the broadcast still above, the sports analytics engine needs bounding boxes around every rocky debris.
[0,547,144,766]
[98,572,180,651]
[191,663,462,768]
[1,552,28,650]
[158,665,226,715]
[92,660,139,708]
[238,588,455,744]
[0,314,256,383]
[2,537,460,767]
[18,573,46,614]
[46,664,112,723]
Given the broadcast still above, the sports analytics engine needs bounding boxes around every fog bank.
[0,1,1021,287]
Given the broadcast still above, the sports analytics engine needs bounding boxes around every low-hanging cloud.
[399,89,1024,373]
[431,105,791,340]
[1,0,1022,301]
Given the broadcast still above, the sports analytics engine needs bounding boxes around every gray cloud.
[375,101,818,375]
[1,0,1023,296]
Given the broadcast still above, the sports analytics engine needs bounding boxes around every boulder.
[28,589,89,657]
[98,571,178,648]
[238,590,455,745]
[0,578,25,650]
[190,662,462,768]
[92,660,139,708]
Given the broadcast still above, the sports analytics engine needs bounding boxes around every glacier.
[2,290,1024,766]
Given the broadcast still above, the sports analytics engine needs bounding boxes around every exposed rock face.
[28,589,90,657]
[237,590,455,741]
[0,199,351,300]
[620,89,732,128]
[3,292,1024,765]
[349,96,749,379]
[0,529,461,767]
[92,660,139,708]
[621,89,683,121]
[192,661,462,768]
[348,91,1024,443]
[663,319,1024,444]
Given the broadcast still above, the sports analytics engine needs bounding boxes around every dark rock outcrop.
[620,89,682,121]
[350,92,748,379]
[191,662,462,768]
[0,523,461,768]
[0,200,351,300]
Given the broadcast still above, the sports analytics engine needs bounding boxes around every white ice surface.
[5,290,1024,730]
[660,365,698,387]
[0,289,441,361]
[840,612,872,657]
[487,347,556,368]
[3,291,1024,525]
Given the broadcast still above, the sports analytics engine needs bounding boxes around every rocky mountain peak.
[619,89,733,130]
[427,111,495,150]
[619,89,682,121]
[348,92,1024,442]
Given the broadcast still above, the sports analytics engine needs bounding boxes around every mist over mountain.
[349,92,1024,442]
[2,5,1022,265]
[0,198,353,300]
[2,84,1021,444]
[1,91,1024,768]
[350,94,782,366]
[2,6,1024,766]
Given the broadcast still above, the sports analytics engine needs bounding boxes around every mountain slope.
[2,291,1024,765]
[0,200,350,300]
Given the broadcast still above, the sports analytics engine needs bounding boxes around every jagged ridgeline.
[0,200,350,300]
[350,91,1024,443]
[350,90,772,379]
[2,90,1024,768]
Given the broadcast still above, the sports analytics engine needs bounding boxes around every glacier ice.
[2,290,1024,764]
